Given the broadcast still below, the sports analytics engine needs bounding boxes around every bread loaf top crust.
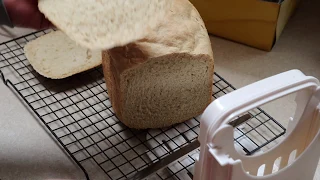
[107,0,214,76]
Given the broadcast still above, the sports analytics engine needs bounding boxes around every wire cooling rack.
[0,29,286,180]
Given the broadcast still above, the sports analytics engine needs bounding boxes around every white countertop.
[0,0,319,179]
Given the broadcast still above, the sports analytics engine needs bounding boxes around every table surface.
[0,0,319,179]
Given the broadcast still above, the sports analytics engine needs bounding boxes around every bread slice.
[38,0,172,50]
[24,30,102,79]
[102,0,214,129]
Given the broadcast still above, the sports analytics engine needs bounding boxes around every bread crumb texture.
[38,0,173,50]
[24,31,102,79]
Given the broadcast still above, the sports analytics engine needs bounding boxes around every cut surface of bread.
[38,0,172,50]
[24,30,102,79]
[102,0,214,129]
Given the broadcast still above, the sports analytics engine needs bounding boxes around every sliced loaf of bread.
[102,0,214,129]
[24,30,102,79]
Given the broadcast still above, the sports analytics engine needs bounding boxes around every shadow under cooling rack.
[0,29,286,180]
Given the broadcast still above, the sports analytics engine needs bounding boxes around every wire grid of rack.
[0,29,286,180]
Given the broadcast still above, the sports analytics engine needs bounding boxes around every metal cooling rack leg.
[0,70,90,180]
[0,70,8,86]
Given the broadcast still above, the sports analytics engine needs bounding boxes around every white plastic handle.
[201,69,319,144]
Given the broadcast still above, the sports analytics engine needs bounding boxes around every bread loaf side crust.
[102,43,149,121]
[102,51,121,119]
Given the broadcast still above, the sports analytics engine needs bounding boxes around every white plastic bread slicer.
[194,69,320,180]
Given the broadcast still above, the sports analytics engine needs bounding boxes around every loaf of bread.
[24,30,102,79]
[102,0,214,129]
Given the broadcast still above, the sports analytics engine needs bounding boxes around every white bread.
[102,0,214,129]
[24,30,102,79]
[38,0,172,50]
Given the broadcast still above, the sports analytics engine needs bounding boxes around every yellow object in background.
[189,0,300,51]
